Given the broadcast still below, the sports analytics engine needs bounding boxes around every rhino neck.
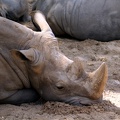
[0,49,31,89]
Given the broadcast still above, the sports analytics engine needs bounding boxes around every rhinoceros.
[0,11,108,105]
[0,0,30,22]
[32,0,120,41]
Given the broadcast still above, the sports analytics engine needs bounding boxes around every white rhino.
[0,11,108,105]
[33,0,120,41]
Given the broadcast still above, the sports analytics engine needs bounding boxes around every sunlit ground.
[104,80,120,108]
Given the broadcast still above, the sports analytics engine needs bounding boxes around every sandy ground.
[0,1,120,120]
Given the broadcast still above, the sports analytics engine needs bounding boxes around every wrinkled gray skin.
[0,11,108,106]
[33,0,120,41]
[0,0,30,22]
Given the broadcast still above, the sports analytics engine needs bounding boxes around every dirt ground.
[0,1,120,120]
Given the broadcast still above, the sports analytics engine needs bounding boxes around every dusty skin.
[0,1,120,120]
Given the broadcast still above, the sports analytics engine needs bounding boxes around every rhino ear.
[11,48,36,62]
[67,57,85,80]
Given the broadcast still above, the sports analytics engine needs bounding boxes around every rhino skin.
[0,11,108,105]
[0,0,30,22]
[32,0,120,41]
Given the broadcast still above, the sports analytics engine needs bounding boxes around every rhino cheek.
[39,87,59,101]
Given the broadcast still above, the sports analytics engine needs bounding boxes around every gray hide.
[33,0,120,41]
[0,11,108,105]
[0,0,30,22]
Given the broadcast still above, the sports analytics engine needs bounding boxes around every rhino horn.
[88,62,108,99]
[66,57,86,80]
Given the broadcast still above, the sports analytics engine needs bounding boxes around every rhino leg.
[0,89,39,105]
[31,11,53,32]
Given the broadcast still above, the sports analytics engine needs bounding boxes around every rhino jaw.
[87,62,108,99]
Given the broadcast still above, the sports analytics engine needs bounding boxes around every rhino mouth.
[64,96,102,106]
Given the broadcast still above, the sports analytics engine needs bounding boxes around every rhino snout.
[64,96,102,106]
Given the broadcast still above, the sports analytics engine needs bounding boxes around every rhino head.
[12,11,108,106]
[42,60,107,105]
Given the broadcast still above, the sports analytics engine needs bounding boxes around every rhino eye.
[57,86,64,90]
[56,83,64,90]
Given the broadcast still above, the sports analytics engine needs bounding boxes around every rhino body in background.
[33,0,120,41]
[0,11,107,105]
[0,0,30,22]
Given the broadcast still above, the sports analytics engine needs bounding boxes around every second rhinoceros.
[0,11,107,105]
[33,0,120,41]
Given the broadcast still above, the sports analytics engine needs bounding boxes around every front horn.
[88,62,108,99]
